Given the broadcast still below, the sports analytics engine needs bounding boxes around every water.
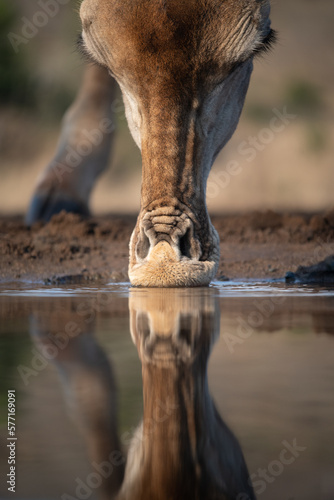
[0,281,334,500]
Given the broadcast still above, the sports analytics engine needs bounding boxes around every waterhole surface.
[0,281,333,500]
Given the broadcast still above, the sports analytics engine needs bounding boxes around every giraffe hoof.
[25,190,89,226]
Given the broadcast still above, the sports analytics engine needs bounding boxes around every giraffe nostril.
[135,209,202,263]
[136,232,150,260]
[179,228,192,259]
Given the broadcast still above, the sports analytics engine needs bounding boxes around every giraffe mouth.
[128,203,220,287]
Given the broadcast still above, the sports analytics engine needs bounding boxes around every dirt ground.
[0,210,334,285]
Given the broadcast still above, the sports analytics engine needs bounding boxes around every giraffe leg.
[26,64,118,225]
[29,303,125,499]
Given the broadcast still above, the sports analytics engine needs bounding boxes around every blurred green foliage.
[284,81,327,152]
[245,79,324,125]
[0,3,36,107]
[285,80,323,116]
[305,123,327,153]
[245,103,274,124]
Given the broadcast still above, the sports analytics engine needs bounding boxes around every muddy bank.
[0,210,333,284]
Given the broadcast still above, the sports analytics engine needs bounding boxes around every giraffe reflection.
[29,311,125,500]
[123,288,255,500]
[29,289,255,500]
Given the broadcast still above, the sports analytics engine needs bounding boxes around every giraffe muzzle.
[129,204,220,287]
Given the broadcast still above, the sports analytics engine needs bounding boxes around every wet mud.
[0,210,334,284]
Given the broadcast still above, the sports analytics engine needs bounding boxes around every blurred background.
[0,0,333,216]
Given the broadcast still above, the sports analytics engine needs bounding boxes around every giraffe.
[125,287,256,499]
[27,0,275,286]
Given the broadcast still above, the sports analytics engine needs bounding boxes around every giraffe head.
[80,0,275,286]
